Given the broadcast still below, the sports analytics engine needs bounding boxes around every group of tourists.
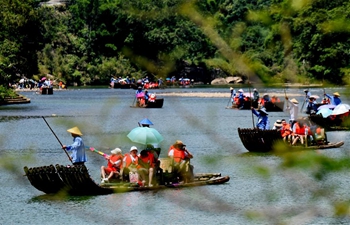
[99,140,194,186]
[61,125,194,186]
[230,87,281,109]
[272,118,326,146]
[110,75,162,89]
[135,86,157,107]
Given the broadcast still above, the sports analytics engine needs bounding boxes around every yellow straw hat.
[67,126,83,136]
[333,92,340,97]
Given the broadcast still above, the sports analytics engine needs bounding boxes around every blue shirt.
[66,136,87,163]
[325,94,341,105]
[252,109,270,130]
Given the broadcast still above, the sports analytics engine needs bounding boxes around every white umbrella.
[331,104,350,116]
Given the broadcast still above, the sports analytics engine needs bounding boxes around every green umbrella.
[127,127,164,145]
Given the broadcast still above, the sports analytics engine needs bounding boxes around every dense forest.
[1,0,350,88]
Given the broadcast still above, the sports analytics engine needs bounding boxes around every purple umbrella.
[317,104,336,111]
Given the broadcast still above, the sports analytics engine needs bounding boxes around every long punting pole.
[42,116,73,164]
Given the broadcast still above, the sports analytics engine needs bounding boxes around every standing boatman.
[62,126,87,165]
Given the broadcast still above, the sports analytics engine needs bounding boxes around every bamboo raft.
[24,164,229,195]
[130,98,164,108]
[238,128,282,153]
[238,128,344,153]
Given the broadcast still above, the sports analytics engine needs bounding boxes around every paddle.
[284,89,289,109]
[249,85,255,128]
[226,95,231,108]
[300,89,308,113]
[42,116,73,164]
[132,96,136,107]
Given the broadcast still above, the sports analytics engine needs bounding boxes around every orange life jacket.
[108,154,123,170]
[294,123,306,135]
[168,145,186,163]
[124,153,139,168]
[137,152,155,169]
[281,124,292,137]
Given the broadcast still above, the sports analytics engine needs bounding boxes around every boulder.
[211,78,227,85]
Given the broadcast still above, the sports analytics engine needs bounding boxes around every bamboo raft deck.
[24,164,229,195]
[0,94,30,105]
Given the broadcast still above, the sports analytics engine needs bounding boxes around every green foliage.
[0,85,17,100]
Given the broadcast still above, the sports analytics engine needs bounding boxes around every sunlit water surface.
[1,87,350,225]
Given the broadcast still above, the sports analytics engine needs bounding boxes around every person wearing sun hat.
[101,148,123,183]
[237,89,245,109]
[324,91,341,106]
[285,96,299,126]
[272,119,283,131]
[62,126,87,165]
[230,87,236,106]
[251,107,270,130]
[168,140,194,183]
[121,146,139,182]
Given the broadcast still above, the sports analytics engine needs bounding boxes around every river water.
[1,86,350,225]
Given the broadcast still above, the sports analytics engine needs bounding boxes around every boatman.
[251,107,270,130]
[324,92,341,106]
[62,126,87,165]
[285,97,299,127]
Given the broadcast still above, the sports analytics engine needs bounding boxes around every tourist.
[101,148,123,183]
[168,140,194,183]
[324,92,341,106]
[251,107,270,130]
[62,126,87,165]
[137,149,155,187]
[121,146,139,182]
[237,89,245,109]
[272,119,283,131]
[280,119,293,143]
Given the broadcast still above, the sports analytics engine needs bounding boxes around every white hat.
[130,146,138,152]
[274,120,282,127]
[111,148,122,155]
[253,88,257,91]
[291,98,299,104]
[238,89,244,93]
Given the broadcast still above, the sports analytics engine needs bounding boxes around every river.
[1,86,350,225]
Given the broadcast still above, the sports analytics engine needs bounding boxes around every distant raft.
[238,128,344,153]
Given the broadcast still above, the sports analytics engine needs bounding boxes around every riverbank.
[15,87,306,98]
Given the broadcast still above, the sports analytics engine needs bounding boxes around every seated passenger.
[101,148,123,183]
[280,119,293,143]
[272,119,283,131]
[137,149,155,187]
[168,140,194,183]
[121,146,139,182]
[148,93,156,103]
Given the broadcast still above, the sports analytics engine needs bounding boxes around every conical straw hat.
[67,126,83,136]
